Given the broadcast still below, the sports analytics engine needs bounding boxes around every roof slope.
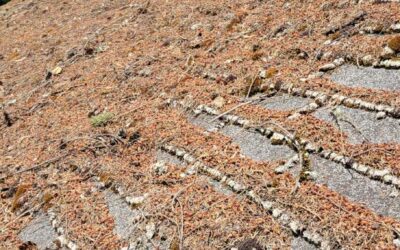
[1,0,400,249]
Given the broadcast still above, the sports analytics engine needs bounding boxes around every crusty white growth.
[319,63,337,72]
[390,23,400,32]
[48,210,78,250]
[318,149,400,189]
[394,238,400,248]
[97,177,148,207]
[377,59,400,69]
[266,83,400,119]
[275,155,299,174]
[169,98,400,190]
[294,102,321,115]
[161,145,330,248]
[360,22,400,34]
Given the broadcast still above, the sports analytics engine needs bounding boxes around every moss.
[90,112,114,127]
[42,192,54,210]
[99,172,113,188]
[243,75,262,97]
[388,36,400,52]
[298,23,308,32]
[373,23,385,33]
[42,192,54,204]
[329,31,340,41]
[169,237,179,250]
[12,184,29,212]
[299,151,312,182]
[251,51,264,60]
[266,67,278,78]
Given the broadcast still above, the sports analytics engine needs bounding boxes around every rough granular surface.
[291,237,317,250]
[104,191,137,240]
[311,156,400,219]
[330,64,400,91]
[18,214,57,249]
[259,94,312,111]
[314,106,400,144]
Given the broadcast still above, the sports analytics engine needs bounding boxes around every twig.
[15,152,71,175]
[246,76,256,99]
[113,102,145,120]
[209,100,253,122]
[170,183,192,250]
[178,199,184,250]
[171,182,195,207]
[258,120,308,194]
[330,107,369,143]
[277,199,323,222]
[0,202,44,233]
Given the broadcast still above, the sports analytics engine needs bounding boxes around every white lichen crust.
[275,155,299,174]
[267,83,400,119]
[168,98,400,190]
[97,177,148,207]
[161,145,330,248]
[318,149,400,188]
[48,210,78,250]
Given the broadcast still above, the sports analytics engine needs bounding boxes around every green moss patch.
[90,112,114,127]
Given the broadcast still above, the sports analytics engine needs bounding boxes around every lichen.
[90,112,114,127]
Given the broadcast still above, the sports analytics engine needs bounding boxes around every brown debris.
[323,11,366,35]
[0,0,400,248]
